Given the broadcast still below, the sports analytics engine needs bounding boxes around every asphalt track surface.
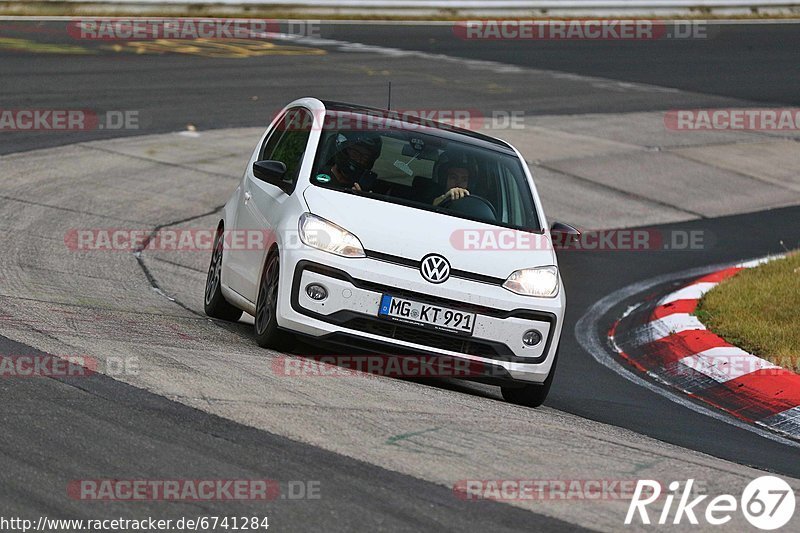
[1,20,800,531]
[325,22,800,107]
[3,20,800,155]
[0,336,575,532]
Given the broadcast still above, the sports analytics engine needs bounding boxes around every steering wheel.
[439,194,498,221]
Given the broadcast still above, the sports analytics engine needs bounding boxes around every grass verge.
[696,252,800,371]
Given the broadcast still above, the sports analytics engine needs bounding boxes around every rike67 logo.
[626,476,795,530]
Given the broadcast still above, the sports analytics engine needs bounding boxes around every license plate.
[378,294,475,335]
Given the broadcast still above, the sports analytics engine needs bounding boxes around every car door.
[228,107,313,302]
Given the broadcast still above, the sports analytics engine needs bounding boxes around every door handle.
[244,191,252,203]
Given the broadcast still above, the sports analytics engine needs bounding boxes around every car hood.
[302,185,556,280]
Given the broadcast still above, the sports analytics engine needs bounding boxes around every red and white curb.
[610,256,800,440]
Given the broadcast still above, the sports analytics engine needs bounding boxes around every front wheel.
[500,347,559,408]
[204,228,243,322]
[254,251,294,350]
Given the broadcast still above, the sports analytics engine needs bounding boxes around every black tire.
[500,347,559,408]
[254,251,294,350]
[204,227,243,322]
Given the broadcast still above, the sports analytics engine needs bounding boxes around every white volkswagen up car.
[204,97,578,407]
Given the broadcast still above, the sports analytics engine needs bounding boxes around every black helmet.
[334,131,382,183]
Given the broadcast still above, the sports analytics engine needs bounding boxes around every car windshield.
[310,111,541,232]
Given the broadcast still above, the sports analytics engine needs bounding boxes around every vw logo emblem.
[420,254,450,284]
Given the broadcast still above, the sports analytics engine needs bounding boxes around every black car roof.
[319,99,516,154]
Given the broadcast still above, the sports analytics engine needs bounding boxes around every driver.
[432,162,471,206]
[316,131,382,192]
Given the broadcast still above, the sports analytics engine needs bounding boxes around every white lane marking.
[659,281,717,305]
[680,347,779,383]
[261,31,522,73]
[762,406,800,436]
[3,17,800,25]
[737,256,776,268]
[575,259,800,448]
[632,312,706,343]
[259,31,681,93]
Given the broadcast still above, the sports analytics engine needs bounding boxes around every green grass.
[696,253,800,371]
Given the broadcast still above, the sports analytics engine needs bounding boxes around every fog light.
[306,283,328,301]
[522,329,542,347]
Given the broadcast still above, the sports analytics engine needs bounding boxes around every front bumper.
[276,248,565,384]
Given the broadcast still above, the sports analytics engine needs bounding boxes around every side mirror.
[253,160,290,193]
[550,221,581,249]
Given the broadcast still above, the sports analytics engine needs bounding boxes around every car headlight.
[503,266,559,297]
[298,213,365,258]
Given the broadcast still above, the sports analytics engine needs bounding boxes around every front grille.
[342,317,510,358]
[365,249,505,285]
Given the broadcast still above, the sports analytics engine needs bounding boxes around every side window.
[260,112,287,160]
[260,108,313,188]
[500,164,535,228]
